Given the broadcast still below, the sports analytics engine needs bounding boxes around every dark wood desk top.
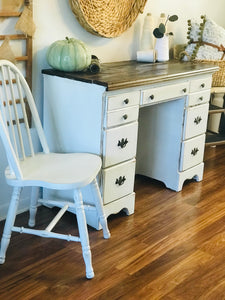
[42,60,219,91]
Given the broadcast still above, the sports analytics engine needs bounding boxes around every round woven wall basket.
[69,0,148,38]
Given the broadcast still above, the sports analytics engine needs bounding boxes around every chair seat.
[5,152,102,190]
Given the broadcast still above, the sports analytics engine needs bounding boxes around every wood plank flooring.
[0,145,225,299]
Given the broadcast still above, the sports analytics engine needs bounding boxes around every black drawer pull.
[199,96,203,101]
[200,83,205,88]
[183,88,187,93]
[118,138,128,148]
[123,114,128,120]
[124,98,129,104]
[115,176,126,186]
[194,116,202,125]
[191,147,199,156]
[149,94,154,100]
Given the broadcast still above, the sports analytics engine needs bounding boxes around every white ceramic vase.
[155,35,169,62]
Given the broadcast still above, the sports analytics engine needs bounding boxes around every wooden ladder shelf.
[0,0,33,89]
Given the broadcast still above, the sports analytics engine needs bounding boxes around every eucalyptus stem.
[165,15,170,27]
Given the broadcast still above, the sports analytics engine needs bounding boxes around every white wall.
[32,0,225,115]
[1,0,225,219]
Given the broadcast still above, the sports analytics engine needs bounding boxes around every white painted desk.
[42,61,218,229]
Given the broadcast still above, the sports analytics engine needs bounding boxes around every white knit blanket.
[183,17,225,61]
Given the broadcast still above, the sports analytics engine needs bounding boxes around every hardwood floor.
[0,145,225,299]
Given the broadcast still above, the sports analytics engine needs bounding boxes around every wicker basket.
[196,60,225,87]
[211,60,225,87]
[69,0,147,38]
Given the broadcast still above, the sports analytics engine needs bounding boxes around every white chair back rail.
[0,60,110,279]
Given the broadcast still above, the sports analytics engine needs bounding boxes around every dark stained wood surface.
[0,145,225,299]
[42,60,219,91]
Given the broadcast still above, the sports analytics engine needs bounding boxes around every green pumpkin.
[46,37,91,72]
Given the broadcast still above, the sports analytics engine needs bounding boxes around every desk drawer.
[183,103,209,140]
[102,159,136,204]
[105,105,139,128]
[107,91,140,111]
[187,90,210,107]
[190,76,212,93]
[141,82,188,105]
[103,122,138,168]
[179,134,205,171]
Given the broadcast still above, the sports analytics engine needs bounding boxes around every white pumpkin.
[46,37,91,72]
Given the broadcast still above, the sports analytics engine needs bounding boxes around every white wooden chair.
[0,60,110,279]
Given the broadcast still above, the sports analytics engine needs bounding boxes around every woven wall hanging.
[69,0,147,38]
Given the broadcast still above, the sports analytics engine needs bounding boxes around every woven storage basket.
[69,0,147,38]
[195,60,225,87]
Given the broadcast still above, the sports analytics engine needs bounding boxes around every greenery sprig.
[153,15,178,38]
[187,15,206,60]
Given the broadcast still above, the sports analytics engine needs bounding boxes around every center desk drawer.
[183,103,209,140]
[103,122,138,168]
[179,134,205,171]
[102,159,136,205]
[142,82,188,105]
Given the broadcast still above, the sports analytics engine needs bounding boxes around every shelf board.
[0,34,27,40]
[209,104,225,114]
[16,56,28,61]
[205,132,225,146]
[211,87,225,94]
[0,11,21,17]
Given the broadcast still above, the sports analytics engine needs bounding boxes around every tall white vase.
[140,13,154,50]
[155,35,169,62]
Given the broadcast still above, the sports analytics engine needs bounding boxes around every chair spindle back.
[0,60,49,178]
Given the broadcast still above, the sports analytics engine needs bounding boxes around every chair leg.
[92,178,110,239]
[74,189,94,279]
[0,187,22,264]
[28,187,39,227]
